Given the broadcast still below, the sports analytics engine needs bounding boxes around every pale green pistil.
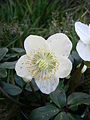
[36,59,48,70]
[34,51,57,71]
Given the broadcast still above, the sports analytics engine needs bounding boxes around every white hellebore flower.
[75,22,90,61]
[15,33,72,94]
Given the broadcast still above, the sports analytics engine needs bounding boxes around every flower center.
[26,49,59,80]
[36,59,48,70]
[34,51,57,72]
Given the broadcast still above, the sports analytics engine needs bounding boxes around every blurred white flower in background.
[15,33,72,94]
[81,65,87,73]
[75,22,90,61]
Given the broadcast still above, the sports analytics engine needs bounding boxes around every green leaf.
[67,92,90,107]
[0,69,7,78]
[68,104,78,111]
[12,48,25,53]
[5,53,18,61]
[0,61,17,69]
[55,112,82,120]
[54,112,69,120]
[58,80,68,92]
[50,88,66,108]
[30,104,59,120]
[67,113,76,120]
[14,74,25,88]
[1,82,22,96]
[0,48,8,61]
[67,113,82,120]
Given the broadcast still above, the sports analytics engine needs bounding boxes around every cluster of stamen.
[26,49,59,80]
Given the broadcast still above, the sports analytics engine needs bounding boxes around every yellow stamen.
[26,49,59,80]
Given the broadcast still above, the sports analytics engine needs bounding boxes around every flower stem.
[29,81,40,102]
[29,81,35,93]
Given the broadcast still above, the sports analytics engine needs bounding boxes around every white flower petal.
[47,33,72,57]
[75,22,90,44]
[56,56,72,78]
[76,40,90,61]
[15,55,32,81]
[23,78,31,83]
[24,35,48,55]
[35,77,59,94]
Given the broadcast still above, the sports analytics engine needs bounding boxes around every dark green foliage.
[67,92,90,106]
[50,88,66,108]
[0,61,17,69]
[14,74,26,88]
[0,69,7,78]
[1,81,22,96]
[0,48,8,61]
[54,112,69,120]
[30,86,90,120]
[30,104,59,120]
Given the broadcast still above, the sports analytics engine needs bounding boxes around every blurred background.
[0,0,90,49]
